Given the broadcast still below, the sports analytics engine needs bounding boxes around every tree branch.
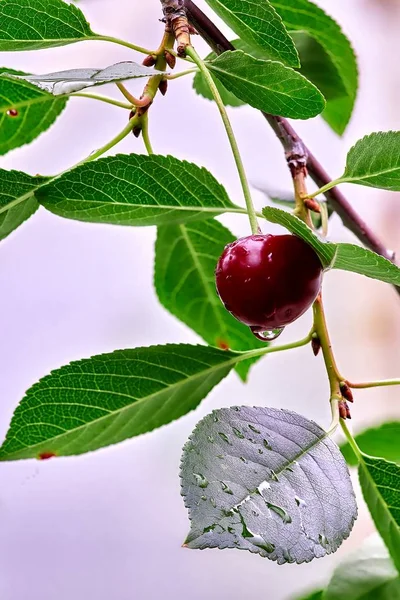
[183,0,398,273]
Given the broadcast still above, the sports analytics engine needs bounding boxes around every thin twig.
[183,0,398,285]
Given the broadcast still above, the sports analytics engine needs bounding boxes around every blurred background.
[0,0,399,598]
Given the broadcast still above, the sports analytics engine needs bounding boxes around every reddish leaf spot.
[38,451,57,460]
[7,109,19,117]
[217,339,230,351]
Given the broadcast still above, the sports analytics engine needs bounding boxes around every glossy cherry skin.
[215,234,323,331]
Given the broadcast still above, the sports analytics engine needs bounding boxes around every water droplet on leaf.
[193,473,209,488]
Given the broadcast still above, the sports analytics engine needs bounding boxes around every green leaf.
[181,406,357,564]
[0,344,252,460]
[36,154,240,227]
[12,62,165,96]
[0,0,95,51]
[324,535,400,599]
[270,0,358,134]
[359,456,400,573]
[339,132,400,191]
[193,67,244,108]
[297,593,324,600]
[0,72,67,155]
[294,592,324,600]
[262,206,400,286]
[341,423,400,467]
[155,219,267,381]
[203,0,299,67]
[0,169,47,241]
[195,34,346,113]
[290,32,347,102]
[208,51,325,120]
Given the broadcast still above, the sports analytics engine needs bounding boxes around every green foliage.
[262,206,400,286]
[208,50,325,119]
[13,62,165,96]
[203,0,300,67]
[270,0,358,134]
[359,456,400,573]
[0,71,67,154]
[324,535,400,599]
[0,0,95,51]
[194,34,348,116]
[155,219,266,381]
[0,344,251,460]
[36,154,240,226]
[181,406,357,563]
[0,169,46,240]
[341,132,400,191]
[341,422,400,467]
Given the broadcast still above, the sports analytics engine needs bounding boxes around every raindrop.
[319,534,330,549]
[233,406,241,412]
[210,497,217,508]
[201,495,207,501]
[266,503,292,524]
[258,449,263,455]
[216,454,224,459]
[221,481,234,495]
[270,470,279,482]
[222,508,234,517]
[218,432,230,444]
[258,480,271,495]
[250,326,285,342]
[285,466,294,473]
[282,549,292,562]
[193,473,209,488]
[213,414,219,423]
[263,439,272,450]
[252,536,275,554]
[249,424,261,434]
[251,510,259,517]
[232,427,245,439]
[7,108,18,117]
[240,456,248,463]
[207,435,214,443]
[295,496,307,508]
[228,526,236,534]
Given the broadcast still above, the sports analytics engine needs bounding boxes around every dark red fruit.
[215,234,323,333]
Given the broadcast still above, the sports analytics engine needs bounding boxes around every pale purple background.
[1,1,400,598]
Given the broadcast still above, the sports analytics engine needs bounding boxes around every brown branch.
[184,0,398,274]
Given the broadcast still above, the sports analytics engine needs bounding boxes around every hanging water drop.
[295,496,307,508]
[220,481,234,495]
[218,432,230,444]
[193,473,209,488]
[232,427,245,439]
[250,326,285,342]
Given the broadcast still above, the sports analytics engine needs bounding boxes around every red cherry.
[215,234,323,334]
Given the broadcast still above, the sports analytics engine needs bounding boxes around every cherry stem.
[185,45,260,235]
[347,379,400,389]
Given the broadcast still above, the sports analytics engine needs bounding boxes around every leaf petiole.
[340,419,363,461]
[71,92,132,109]
[307,178,344,199]
[347,378,400,389]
